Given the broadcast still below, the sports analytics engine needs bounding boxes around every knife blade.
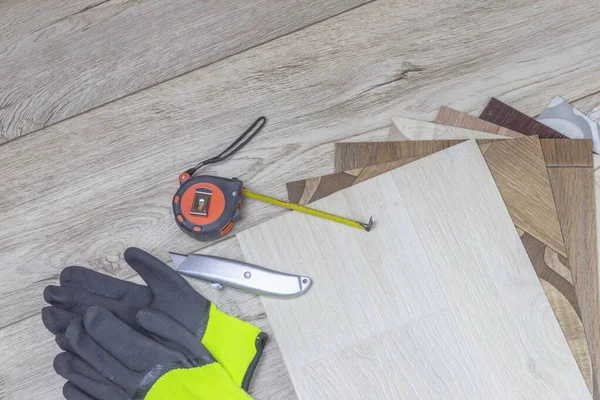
[170,252,312,298]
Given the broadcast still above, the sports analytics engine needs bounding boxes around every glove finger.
[56,333,75,352]
[82,306,188,372]
[135,308,214,364]
[63,382,96,400]
[44,285,148,328]
[60,266,143,297]
[65,315,140,393]
[124,247,194,296]
[55,353,129,400]
[42,306,78,335]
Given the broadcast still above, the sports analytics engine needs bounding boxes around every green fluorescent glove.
[55,306,253,400]
[43,248,267,390]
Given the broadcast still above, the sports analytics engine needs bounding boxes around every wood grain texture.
[333,136,595,390]
[0,0,369,141]
[548,167,600,397]
[482,137,567,255]
[0,236,297,400]
[433,107,594,167]
[335,139,495,171]
[332,137,568,258]
[480,97,567,138]
[0,0,99,50]
[287,160,414,205]
[434,106,524,138]
[480,99,600,399]
[240,141,590,399]
[390,116,506,140]
[537,138,594,167]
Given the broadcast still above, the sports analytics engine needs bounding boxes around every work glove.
[54,305,253,400]
[42,247,267,390]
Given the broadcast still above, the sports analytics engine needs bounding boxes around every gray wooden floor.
[1,0,600,398]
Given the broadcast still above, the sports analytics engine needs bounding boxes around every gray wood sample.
[0,0,369,141]
[480,98,566,138]
[238,141,590,399]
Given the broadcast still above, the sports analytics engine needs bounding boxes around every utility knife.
[170,252,312,298]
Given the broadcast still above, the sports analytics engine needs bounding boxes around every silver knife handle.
[178,255,312,298]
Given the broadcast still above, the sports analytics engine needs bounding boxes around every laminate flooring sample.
[390,116,505,140]
[537,96,600,153]
[328,137,593,389]
[480,97,567,138]
[434,106,524,138]
[238,141,590,400]
[478,102,600,398]
[337,120,598,394]
[434,108,594,167]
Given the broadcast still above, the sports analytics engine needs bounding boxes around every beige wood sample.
[330,137,566,258]
[430,108,600,398]
[324,137,593,388]
[239,141,590,399]
[389,116,506,140]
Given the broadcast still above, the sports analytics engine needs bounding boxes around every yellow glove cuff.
[145,361,253,400]
[202,303,267,389]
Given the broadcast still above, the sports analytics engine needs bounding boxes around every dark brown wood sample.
[480,97,567,138]
[289,138,596,392]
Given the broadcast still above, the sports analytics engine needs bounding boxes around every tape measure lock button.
[190,188,212,216]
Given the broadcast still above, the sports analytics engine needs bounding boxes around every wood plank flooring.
[0,0,370,141]
[3,0,600,398]
[239,141,590,399]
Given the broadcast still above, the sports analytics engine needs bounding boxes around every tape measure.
[173,116,373,241]
[173,175,244,241]
[172,117,265,241]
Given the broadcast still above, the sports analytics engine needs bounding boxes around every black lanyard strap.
[186,116,267,176]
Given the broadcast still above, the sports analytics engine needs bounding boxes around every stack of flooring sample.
[441,100,600,398]
[332,121,597,391]
[237,137,591,398]
[293,123,596,389]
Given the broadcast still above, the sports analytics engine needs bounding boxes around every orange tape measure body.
[173,175,243,241]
